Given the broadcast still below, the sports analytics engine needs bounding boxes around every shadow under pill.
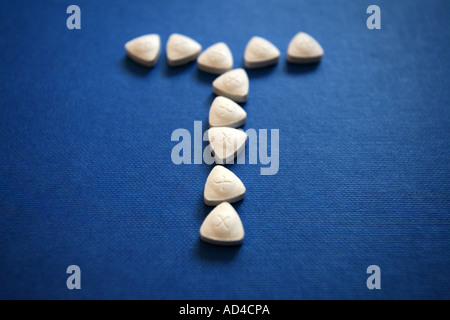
[161,55,196,77]
[203,92,216,107]
[197,190,245,222]
[196,194,211,222]
[195,68,218,84]
[285,61,321,75]
[120,55,153,77]
[194,238,242,262]
[244,64,278,79]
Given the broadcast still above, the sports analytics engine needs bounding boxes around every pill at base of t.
[200,202,245,246]
[125,34,161,67]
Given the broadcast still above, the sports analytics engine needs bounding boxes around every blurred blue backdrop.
[0,0,449,299]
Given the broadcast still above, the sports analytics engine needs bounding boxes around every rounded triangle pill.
[287,32,324,64]
[209,96,247,128]
[212,68,249,103]
[125,34,161,67]
[197,42,233,74]
[244,36,280,68]
[166,33,202,67]
[200,202,245,246]
[207,127,248,164]
[204,165,246,206]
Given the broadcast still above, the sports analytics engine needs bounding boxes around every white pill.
[197,42,233,74]
[209,96,247,128]
[212,68,249,103]
[200,202,244,246]
[244,36,280,69]
[166,33,202,67]
[287,32,324,64]
[125,34,161,67]
[208,127,247,164]
[204,165,246,206]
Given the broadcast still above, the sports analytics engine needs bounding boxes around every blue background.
[0,0,449,299]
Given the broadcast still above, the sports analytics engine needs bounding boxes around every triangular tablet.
[166,33,202,67]
[208,127,247,164]
[204,165,246,206]
[209,96,247,128]
[212,68,249,103]
[125,34,161,67]
[287,32,324,64]
[200,202,244,246]
[197,42,233,74]
[244,36,280,68]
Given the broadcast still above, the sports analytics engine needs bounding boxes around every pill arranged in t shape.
[123,31,325,248]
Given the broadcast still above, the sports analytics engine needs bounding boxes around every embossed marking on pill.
[225,74,242,88]
[219,131,233,145]
[214,175,232,191]
[209,49,225,63]
[218,103,235,116]
[172,39,189,53]
[216,214,231,229]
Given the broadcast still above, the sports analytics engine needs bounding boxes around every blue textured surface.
[0,0,449,299]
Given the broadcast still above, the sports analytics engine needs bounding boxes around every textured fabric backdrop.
[0,0,449,299]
